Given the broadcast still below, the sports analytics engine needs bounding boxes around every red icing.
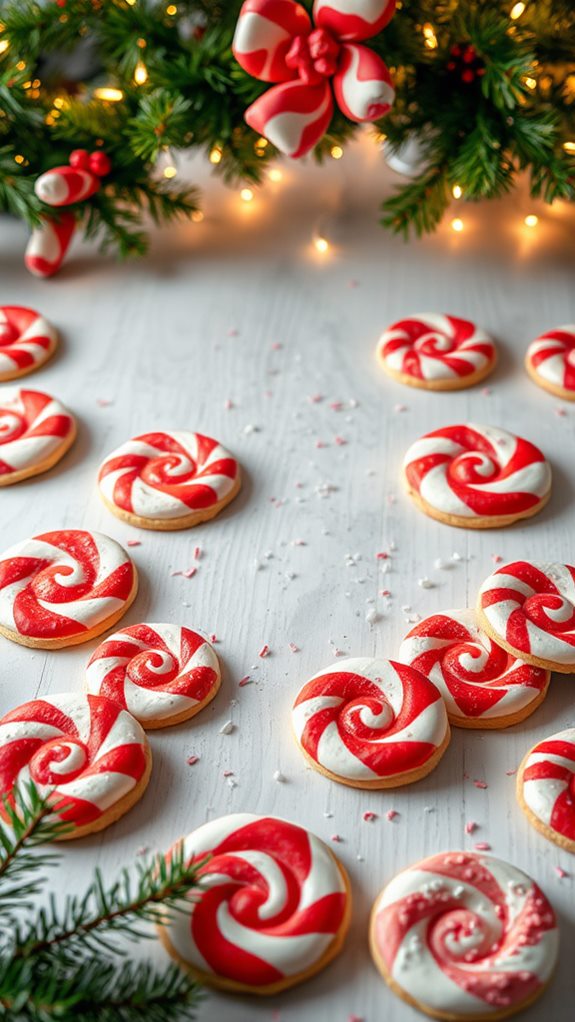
[381,316,495,381]
[523,734,575,841]
[0,389,74,477]
[480,561,575,656]
[0,307,53,371]
[529,327,575,392]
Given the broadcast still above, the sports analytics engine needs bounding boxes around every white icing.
[521,727,575,830]
[0,388,74,473]
[379,314,496,381]
[0,308,58,376]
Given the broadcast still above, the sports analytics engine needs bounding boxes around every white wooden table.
[2,136,575,1022]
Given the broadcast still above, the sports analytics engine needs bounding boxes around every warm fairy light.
[256,137,268,149]
[451,217,464,232]
[330,144,344,159]
[563,141,575,154]
[191,210,204,223]
[209,146,223,164]
[0,39,9,56]
[523,76,537,90]
[314,236,329,253]
[422,23,438,49]
[267,167,283,182]
[240,187,254,202]
[510,2,526,18]
[16,60,25,71]
[163,165,177,179]
[94,87,124,102]
[137,37,147,49]
[53,96,66,109]
[134,60,148,85]
[14,154,25,164]
[166,4,177,13]
[125,0,136,5]
[452,184,463,199]
[524,214,538,227]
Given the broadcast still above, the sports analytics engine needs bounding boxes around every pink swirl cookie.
[157,813,351,994]
[0,529,137,649]
[291,657,450,788]
[378,314,497,391]
[403,423,551,528]
[517,728,575,853]
[0,692,151,839]
[525,325,575,401]
[86,623,221,729]
[98,430,241,530]
[399,609,550,729]
[370,851,559,1021]
[0,306,58,382]
[478,560,575,672]
[0,388,76,485]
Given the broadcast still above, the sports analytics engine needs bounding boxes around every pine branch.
[0,784,68,918]
[382,165,450,238]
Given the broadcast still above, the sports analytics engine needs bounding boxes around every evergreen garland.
[0,784,201,1022]
[0,0,573,256]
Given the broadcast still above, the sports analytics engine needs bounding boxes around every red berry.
[89,151,112,177]
[462,69,475,83]
[447,61,456,71]
[463,46,476,63]
[69,149,90,170]
[451,44,462,57]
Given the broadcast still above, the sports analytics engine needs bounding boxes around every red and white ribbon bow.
[233,0,396,158]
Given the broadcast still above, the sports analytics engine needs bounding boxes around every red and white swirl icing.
[399,609,549,725]
[520,728,575,846]
[0,692,149,830]
[526,325,575,395]
[403,423,551,520]
[371,852,559,1017]
[161,813,349,987]
[86,623,220,725]
[379,314,496,384]
[0,307,57,380]
[0,388,75,480]
[0,530,135,642]
[291,658,449,783]
[478,561,575,667]
[98,431,239,521]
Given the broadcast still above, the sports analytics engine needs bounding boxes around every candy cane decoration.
[0,529,137,648]
[86,623,221,728]
[518,728,575,852]
[378,314,497,390]
[478,560,575,672]
[0,388,76,486]
[0,306,58,381]
[34,150,111,208]
[0,692,151,838]
[24,212,76,279]
[157,813,350,993]
[525,325,575,401]
[233,0,395,157]
[97,431,240,528]
[403,423,552,527]
[399,609,550,728]
[370,851,559,1020]
[291,657,449,787]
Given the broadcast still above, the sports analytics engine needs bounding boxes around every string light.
[166,4,177,13]
[451,217,464,232]
[94,87,124,102]
[523,75,537,90]
[14,154,25,164]
[524,214,538,227]
[0,39,9,55]
[510,1,526,19]
[163,164,177,179]
[563,141,575,154]
[314,236,329,253]
[134,60,148,85]
[330,144,344,159]
[209,146,222,164]
[267,168,283,182]
[191,210,204,223]
[422,23,438,49]
[452,184,463,199]
[240,187,254,202]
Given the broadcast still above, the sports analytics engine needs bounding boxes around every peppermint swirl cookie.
[291,657,450,788]
[399,609,550,729]
[525,325,575,401]
[98,430,241,530]
[86,623,221,729]
[403,423,551,528]
[478,560,575,672]
[517,728,575,853]
[157,813,351,994]
[0,388,76,485]
[370,851,559,1021]
[0,306,58,382]
[0,529,137,649]
[378,314,497,391]
[0,692,151,839]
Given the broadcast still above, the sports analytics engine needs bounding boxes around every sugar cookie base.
[525,358,575,402]
[157,856,352,995]
[369,902,552,1021]
[516,753,575,854]
[0,573,139,649]
[0,337,58,383]
[0,419,77,487]
[379,356,496,392]
[448,678,550,729]
[293,726,451,789]
[404,476,550,530]
[54,745,152,841]
[476,605,575,674]
[120,673,222,730]
[98,473,242,531]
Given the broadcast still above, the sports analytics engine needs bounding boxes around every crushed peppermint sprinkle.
[309,394,323,403]
[258,644,270,658]
[474,842,491,851]
[363,811,378,822]
[273,770,286,783]
[288,642,300,653]
[186,755,199,766]
[386,810,398,821]
[473,779,488,789]
[376,551,389,560]
[126,539,141,547]
[365,608,379,625]
[335,436,347,446]
[555,406,567,417]
[219,721,234,735]
[394,403,407,413]
[323,811,333,818]
[379,589,391,597]
[171,566,196,578]
[418,577,434,589]
[555,866,568,878]
[224,398,234,409]
[292,538,306,546]
[194,546,202,559]
[330,834,342,843]
[209,633,218,643]
[434,557,450,570]
[349,1016,364,1022]
[238,675,252,687]
[465,821,478,834]
[96,398,112,407]
[223,770,234,777]
[330,401,344,411]
[492,554,503,564]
